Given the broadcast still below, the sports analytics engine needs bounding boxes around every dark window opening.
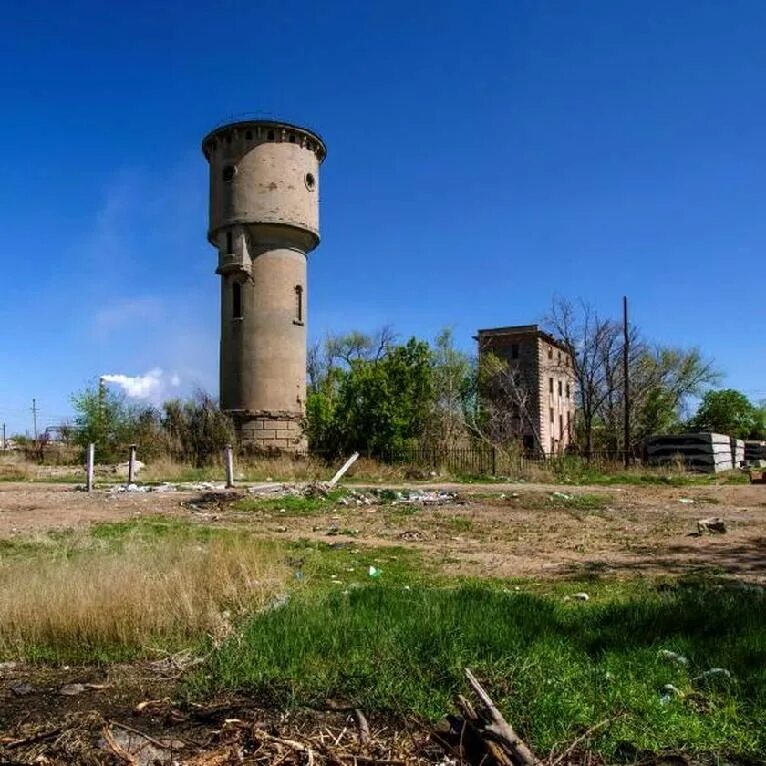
[226,231,233,254]
[559,415,564,440]
[232,282,242,319]
[510,343,519,359]
[267,129,275,140]
[222,165,235,182]
[245,130,252,140]
[566,383,570,398]
[288,133,295,143]
[550,407,554,423]
[305,172,316,190]
[306,140,313,151]
[548,347,553,359]
[294,285,304,323]
[225,133,232,145]
[549,377,554,393]
[558,380,563,396]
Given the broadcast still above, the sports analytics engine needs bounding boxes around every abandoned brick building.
[476,325,577,456]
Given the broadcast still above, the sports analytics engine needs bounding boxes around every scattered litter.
[573,592,590,601]
[658,649,689,667]
[697,517,727,534]
[263,594,290,612]
[660,684,682,704]
[679,498,694,504]
[551,491,574,500]
[399,529,428,542]
[10,681,34,696]
[368,566,381,578]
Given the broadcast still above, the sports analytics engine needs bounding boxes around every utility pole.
[623,296,630,468]
[31,398,38,443]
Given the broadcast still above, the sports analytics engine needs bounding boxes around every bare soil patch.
[1,481,765,581]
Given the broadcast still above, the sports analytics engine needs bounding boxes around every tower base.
[231,410,307,452]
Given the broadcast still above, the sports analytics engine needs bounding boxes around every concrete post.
[86,443,95,493]
[127,444,137,485]
[224,444,235,488]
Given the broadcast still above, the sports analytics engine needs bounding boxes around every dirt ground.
[1,479,765,581]
[1,480,764,763]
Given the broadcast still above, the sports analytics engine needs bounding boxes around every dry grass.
[0,531,288,661]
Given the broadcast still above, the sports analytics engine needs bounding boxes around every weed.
[0,522,287,663]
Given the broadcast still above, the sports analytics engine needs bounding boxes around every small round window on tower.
[305,172,316,191]
[222,165,236,182]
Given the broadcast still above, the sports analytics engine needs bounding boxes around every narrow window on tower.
[226,231,233,254]
[232,282,242,319]
[294,285,304,324]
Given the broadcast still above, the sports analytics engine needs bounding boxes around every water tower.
[202,119,326,450]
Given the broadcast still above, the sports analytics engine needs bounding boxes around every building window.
[559,415,564,440]
[566,383,570,399]
[232,282,242,319]
[558,380,563,396]
[245,130,252,140]
[288,133,296,143]
[222,165,235,182]
[510,343,519,359]
[226,231,233,254]
[550,407,554,423]
[305,172,316,191]
[267,129,275,140]
[549,377,554,393]
[548,346,553,360]
[294,285,303,323]
[567,411,572,436]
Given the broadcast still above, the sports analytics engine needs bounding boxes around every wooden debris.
[433,668,541,766]
[327,452,360,489]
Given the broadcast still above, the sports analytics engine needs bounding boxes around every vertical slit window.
[226,231,233,254]
[294,285,303,323]
[232,282,242,319]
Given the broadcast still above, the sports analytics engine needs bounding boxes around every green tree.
[305,333,434,458]
[71,381,134,462]
[428,329,474,448]
[689,389,758,438]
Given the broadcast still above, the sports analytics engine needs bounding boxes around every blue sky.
[1,1,764,435]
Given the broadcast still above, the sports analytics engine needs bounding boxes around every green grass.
[191,578,766,760]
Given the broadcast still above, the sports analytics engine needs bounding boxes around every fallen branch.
[434,668,541,766]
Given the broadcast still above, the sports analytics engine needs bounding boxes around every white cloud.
[101,368,181,404]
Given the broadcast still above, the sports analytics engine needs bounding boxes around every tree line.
[63,298,764,464]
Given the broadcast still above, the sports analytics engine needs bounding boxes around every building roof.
[201,118,327,162]
[475,324,571,354]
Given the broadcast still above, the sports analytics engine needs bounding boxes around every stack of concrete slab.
[645,433,734,473]
[731,438,745,468]
[744,440,766,465]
